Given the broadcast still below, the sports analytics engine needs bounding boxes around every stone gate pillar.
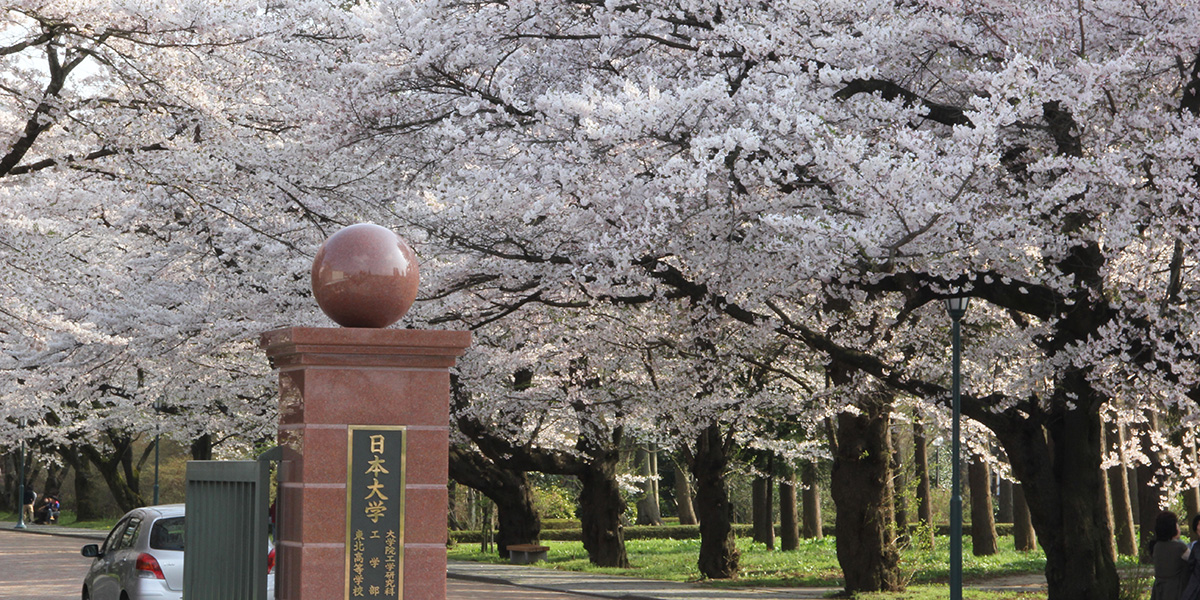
[261,224,470,600]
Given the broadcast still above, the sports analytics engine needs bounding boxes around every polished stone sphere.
[311,223,419,328]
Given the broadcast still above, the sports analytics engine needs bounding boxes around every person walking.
[21,487,36,524]
[1153,510,1191,600]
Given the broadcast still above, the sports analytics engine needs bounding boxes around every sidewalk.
[446,559,1049,598]
[1,520,106,540]
[447,561,840,599]
[4,520,837,598]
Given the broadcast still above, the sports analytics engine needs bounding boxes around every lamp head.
[945,296,971,319]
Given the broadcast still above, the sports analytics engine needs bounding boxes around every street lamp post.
[15,417,27,530]
[931,437,943,488]
[945,296,970,600]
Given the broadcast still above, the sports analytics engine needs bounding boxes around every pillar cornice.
[262,327,471,370]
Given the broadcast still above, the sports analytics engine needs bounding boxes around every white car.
[80,504,274,600]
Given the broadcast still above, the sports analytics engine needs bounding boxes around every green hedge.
[449,523,753,544]
[450,522,1014,544]
[538,517,687,531]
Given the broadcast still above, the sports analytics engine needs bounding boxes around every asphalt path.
[0,527,595,600]
[0,528,94,600]
[2,525,1048,600]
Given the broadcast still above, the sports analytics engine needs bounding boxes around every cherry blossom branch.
[834,78,973,128]
[6,143,168,176]
[0,42,76,176]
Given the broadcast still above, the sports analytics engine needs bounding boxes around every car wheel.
[81,586,88,600]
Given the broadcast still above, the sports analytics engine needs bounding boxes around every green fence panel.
[183,460,270,600]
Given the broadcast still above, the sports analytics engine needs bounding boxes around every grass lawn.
[450,535,1150,599]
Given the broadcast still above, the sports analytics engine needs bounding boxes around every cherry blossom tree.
[447,303,686,568]
[333,0,1200,597]
[6,2,1200,600]
[0,0,371,508]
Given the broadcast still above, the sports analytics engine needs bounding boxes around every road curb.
[446,570,662,600]
[0,521,106,541]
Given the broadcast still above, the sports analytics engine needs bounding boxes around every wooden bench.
[507,543,550,564]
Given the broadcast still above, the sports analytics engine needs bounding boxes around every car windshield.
[149,516,185,551]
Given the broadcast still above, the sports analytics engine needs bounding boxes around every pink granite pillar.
[262,327,470,600]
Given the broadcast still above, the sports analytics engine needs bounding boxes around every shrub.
[449,523,756,543]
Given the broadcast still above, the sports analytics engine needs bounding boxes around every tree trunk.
[762,467,775,549]
[1128,465,1139,522]
[577,450,629,568]
[990,383,1119,600]
[801,460,823,539]
[912,420,933,548]
[1,452,14,513]
[42,461,67,496]
[674,457,697,525]
[691,424,739,579]
[62,448,105,521]
[635,445,663,526]
[1185,441,1200,518]
[452,373,629,569]
[1013,484,1036,551]
[779,464,800,551]
[190,433,213,461]
[14,450,43,500]
[1186,486,1200,524]
[997,478,1013,523]
[967,454,998,556]
[448,446,541,556]
[10,448,42,504]
[831,398,902,593]
[751,456,775,549]
[1105,422,1136,557]
[1097,426,1117,566]
[447,480,461,531]
[891,431,909,547]
[1135,412,1165,563]
[81,433,145,513]
[752,475,767,542]
[479,497,494,553]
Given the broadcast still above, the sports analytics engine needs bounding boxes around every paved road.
[1,525,1047,600]
[0,528,93,600]
[0,528,596,600]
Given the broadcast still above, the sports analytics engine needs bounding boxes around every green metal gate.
[183,459,271,600]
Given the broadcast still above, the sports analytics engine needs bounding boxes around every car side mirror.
[81,544,101,558]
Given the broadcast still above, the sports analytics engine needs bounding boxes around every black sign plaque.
[345,426,406,599]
